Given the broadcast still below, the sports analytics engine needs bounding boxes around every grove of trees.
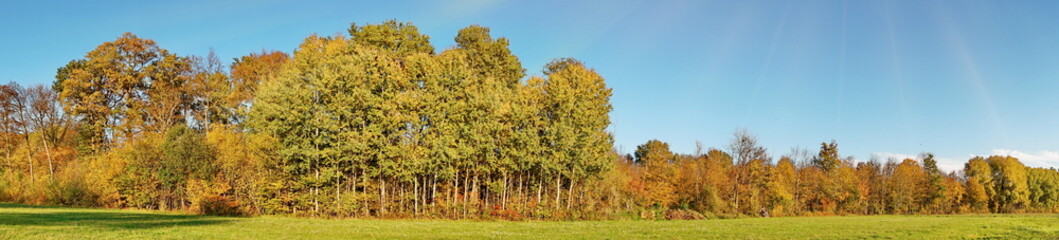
[0,20,1057,219]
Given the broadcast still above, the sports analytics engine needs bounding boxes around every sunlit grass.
[0,203,1056,239]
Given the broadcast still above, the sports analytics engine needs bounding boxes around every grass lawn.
[0,203,1056,239]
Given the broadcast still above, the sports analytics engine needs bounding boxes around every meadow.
[0,203,1056,239]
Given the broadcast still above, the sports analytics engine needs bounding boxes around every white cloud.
[863,150,1059,174]
[870,152,963,173]
[988,149,1059,169]
[871,152,918,161]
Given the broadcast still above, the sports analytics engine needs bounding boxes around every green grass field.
[0,203,1056,239]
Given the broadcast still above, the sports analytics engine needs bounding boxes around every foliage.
[632,140,676,207]
[1,21,1058,221]
[56,33,195,148]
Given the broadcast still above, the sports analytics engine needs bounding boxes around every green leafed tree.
[963,157,995,212]
[1026,167,1059,211]
[986,155,1029,213]
[540,58,615,209]
[158,124,217,210]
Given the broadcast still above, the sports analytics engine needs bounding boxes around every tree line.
[0,20,1056,219]
[625,132,1058,219]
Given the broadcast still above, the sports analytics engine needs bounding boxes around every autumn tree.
[14,19,1059,220]
[856,159,887,215]
[454,25,524,85]
[633,140,676,208]
[23,85,70,177]
[726,129,769,215]
[158,124,217,209]
[539,58,614,210]
[813,140,840,172]
[0,84,31,181]
[941,172,966,213]
[889,158,925,214]
[675,143,732,214]
[764,156,796,216]
[56,33,195,149]
[801,140,860,214]
[251,34,357,214]
[963,157,994,212]
[1026,167,1059,211]
[452,25,525,211]
[347,20,434,56]
[919,153,946,213]
[987,155,1029,213]
[227,50,289,127]
[188,49,232,129]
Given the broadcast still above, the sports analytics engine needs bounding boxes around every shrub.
[45,165,100,207]
[664,209,706,220]
[187,179,247,216]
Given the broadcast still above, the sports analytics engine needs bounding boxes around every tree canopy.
[0,20,1057,220]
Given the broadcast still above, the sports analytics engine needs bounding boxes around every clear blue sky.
[2,0,1058,171]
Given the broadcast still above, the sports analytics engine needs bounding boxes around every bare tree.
[726,128,769,213]
[25,85,70,177]
[0,84,21,173]
[728,129,768,166]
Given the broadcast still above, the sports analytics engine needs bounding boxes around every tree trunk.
[463,174,471,217]
[335,169,341,210]
[502,173,509,209]
[431,173,438,206]
[380,177,387,216]
[314,169,320,213]
[536,178,543,205]
[42,137,54,177]
[361,168,368,216]
[451,172,458,216]
[414,177,420,215]
[567,180,575,210]
[517,172,523,204]
[554,175,561,209]
[473,174,479,205]
[17,102,34,183]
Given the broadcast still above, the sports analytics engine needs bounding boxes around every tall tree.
[987,155,1029,213]
[889,159,925,214]
[540,58,614,209]
[813,140,840,172]
[23,85,70,177]
[56,32,195,149]
[188,49,232,129]
[919,153,946,213]
[963,157,994,212]
[454,25,525,86]
[726,129,769,215]
[633,140,676,207]
[158,124,217,210]
[767,156,797,216]
[347,20,434,56]
[229,50,289,126]
[0,84,30,180]
[1026,167,1059,211]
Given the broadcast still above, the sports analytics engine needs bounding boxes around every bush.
[664,209,706,220]
[198,194,244,216]
[489,204,524,220]
[45,168,100,207]
[187,179,247,216]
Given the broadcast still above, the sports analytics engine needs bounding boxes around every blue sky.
[2,0,1058,171]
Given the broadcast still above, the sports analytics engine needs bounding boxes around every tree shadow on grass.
[0,203,234,229]
[0,202,62,209]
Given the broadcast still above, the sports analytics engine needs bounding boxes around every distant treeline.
[0,20,1056,219]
